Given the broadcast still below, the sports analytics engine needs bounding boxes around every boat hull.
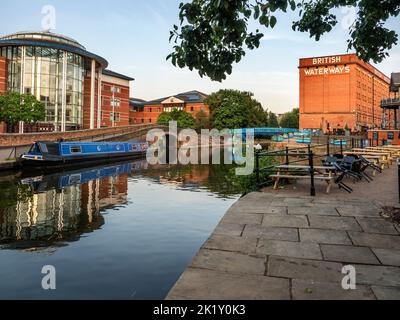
[20,151,147,169]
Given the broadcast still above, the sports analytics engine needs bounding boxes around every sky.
[1,0,399,113]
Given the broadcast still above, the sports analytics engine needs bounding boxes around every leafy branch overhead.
[167,0,400,81]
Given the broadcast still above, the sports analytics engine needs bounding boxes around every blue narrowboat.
[20,140,148,168]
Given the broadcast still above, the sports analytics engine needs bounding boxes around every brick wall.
[130,102,209,125]
[0,57,7,94]
[100,81,130,127]
[299,54,390,132]
[0,123,159,147]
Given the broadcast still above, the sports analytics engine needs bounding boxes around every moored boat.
[20,140,148,168]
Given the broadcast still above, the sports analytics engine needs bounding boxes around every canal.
[0,158,244,299]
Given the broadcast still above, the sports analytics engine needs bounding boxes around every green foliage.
[226,154,277,193]
[157,109,196,128]
[206,89,268,130]
[168,0,400,81]
[267,111,279,127]
[194,109,211,130]
[0,91,45,125]
[279,108,299,129]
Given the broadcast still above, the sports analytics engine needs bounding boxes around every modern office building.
[0,31,133,133]
[130,90,209,124]
[299,54,391,133]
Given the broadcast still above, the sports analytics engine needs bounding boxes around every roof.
[0,34,108,69]
[0,31,85,50]
[129,98,147,107]
[391,73,400,92]
[144,90,208,105]
[102,69,135,81]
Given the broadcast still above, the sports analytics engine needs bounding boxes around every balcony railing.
[381,98,400,108]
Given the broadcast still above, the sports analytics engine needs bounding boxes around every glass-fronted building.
[0,31,133,132]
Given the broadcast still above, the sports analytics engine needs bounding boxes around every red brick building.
[0,31,134,133]
[130,90,209,124]
[299,54,391,133]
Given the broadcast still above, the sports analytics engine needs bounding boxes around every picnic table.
[271,165,337,194]
[366,147,400,157]
[343,151,389,170]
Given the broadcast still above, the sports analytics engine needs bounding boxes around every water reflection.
[0,160,148,250]
[0,159,241,251]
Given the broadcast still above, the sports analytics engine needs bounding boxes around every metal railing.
[254,137,365,196]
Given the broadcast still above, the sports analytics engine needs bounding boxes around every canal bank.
[167,165,400,300]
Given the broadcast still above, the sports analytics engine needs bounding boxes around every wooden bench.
[271,165,337,194]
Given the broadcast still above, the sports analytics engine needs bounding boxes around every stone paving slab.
[308,216,362,231]
[267,256,343,283]
[348,231,400,250]
[356,265,400,287]
[203,234,258,254]
[321,244,380,265]
[372,286,400,300]
[242,225,299,242]
[372,248,400,266]
[356,218,399,235]
[190,249,266,275]
[262,215,309,228]
[167,189,400,300]
[288,206,339,216]
[166,268,290,300]
[221,213,262,225]
[292,279,375,300]
[213,222,244,237]
[257,240,322,260]
[299,228,352,245]
[336,206,381,217]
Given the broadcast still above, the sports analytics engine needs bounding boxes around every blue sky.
[1,0,399,113]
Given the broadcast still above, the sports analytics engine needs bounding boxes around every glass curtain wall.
[0,46,85,130]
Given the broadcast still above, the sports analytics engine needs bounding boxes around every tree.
[206,89,268,130]
[267,111,279,127]
[168,0,400,81]
[0,91,45,126]
[194,109,211,130]
[157,109,196,128]
[279,108,299,129]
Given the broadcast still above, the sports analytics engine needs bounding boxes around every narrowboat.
[20,140,148,168]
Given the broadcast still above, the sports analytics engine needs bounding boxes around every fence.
[254,137,366,196]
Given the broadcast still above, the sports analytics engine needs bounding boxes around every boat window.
[38,143,48,154]
[70,146,82,154]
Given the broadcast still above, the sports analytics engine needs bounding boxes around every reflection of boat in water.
[0,159,147,250]
[20,140,148,168]
[20,160,147,192]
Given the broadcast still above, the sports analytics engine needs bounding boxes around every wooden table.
[271,165,337,194]
[343,151,389,170]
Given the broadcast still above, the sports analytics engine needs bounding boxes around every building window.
[190,107,194,112]
[111,86,120,93]
[149,108,152,112]
[110,112,120,122]
[141,119,144,123]
[111,98,120,107]
[149,118,152,123]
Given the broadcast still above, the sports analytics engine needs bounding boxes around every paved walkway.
[167,166,400,300]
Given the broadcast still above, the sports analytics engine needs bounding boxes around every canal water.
[0,159,243,299]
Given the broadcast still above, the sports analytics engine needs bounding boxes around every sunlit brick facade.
[130,90,209,125]
[299,54,391,133]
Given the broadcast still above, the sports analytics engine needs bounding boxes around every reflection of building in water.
[0,167,130,247]
[81,173,129,213]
